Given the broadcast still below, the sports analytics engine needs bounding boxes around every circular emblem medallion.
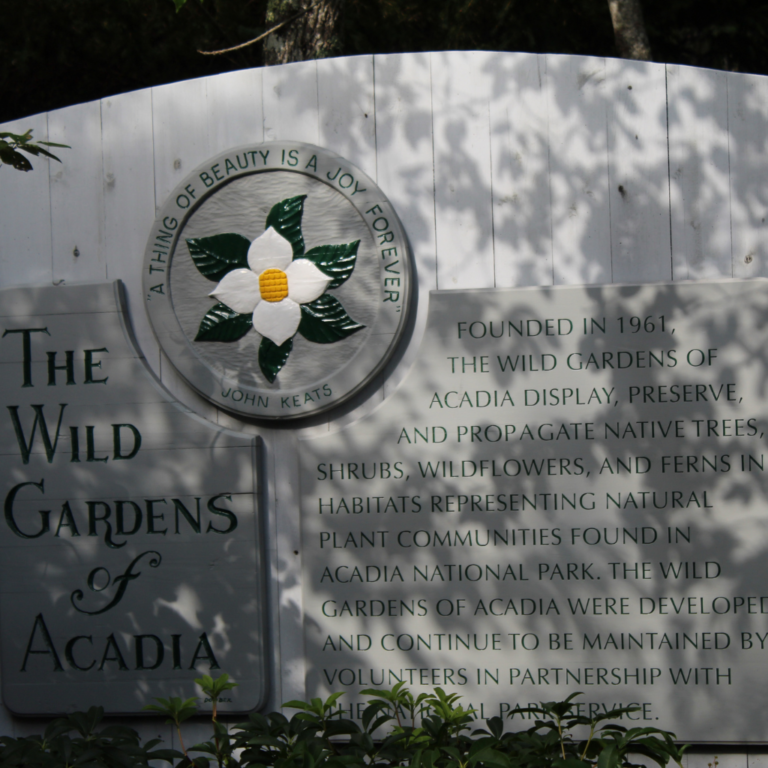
[143,143,412,420]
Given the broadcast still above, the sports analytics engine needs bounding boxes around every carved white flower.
[209,227,331,346]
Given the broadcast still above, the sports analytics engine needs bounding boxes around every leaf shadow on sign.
[7,49,768,748]
[0,283,268,744]
[300,280,768,744]
[299,52,768,745]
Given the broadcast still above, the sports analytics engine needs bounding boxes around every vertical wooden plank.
[0,113,53,287]
[260,57,341,658]
[314,56,376,423]
[431,50,495,290]
[327,54,426,425]
[667,63,732,279]
[202,68,264,414]
[317,55,376,181]
[214,415,296,712]
[265,429,306,708]
[152,76,211,211]
[151,76,219,423]
[152,71,267,420]
[101,88,159,369]
[489,53,554,288]
[546,55,612,286]
[261,60,326,424]
[374,53,437,397]
[204,68,265,418]
[726,71,768,279]
[605,58,672,283]
[263,60,319,145]
[48,101,105,284]
[205,68,264,151]
[212,392,305,709]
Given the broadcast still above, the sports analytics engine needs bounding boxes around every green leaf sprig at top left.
[188,195,365,383]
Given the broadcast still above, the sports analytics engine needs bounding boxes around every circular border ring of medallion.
[143,142,412,420]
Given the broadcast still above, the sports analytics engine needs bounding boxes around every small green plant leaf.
[196,672,238,699]
[143,696,199,727]
[361,701,390,732]
[596,744,618,768]
[259,337,293,383]
[187,234,251,282]
[266,195,306,257]
[303,241,360,288]
[322,691,345,710]
[298,295,364,344]
[28,145,63,161]
[0,130,69,172]
[467,746,511,768]
[485,716,504,741]
[195,303,253,342]
[325,719,360,737]
[283,699,313,711]
[0,147,32,171]
[3,681,690,768]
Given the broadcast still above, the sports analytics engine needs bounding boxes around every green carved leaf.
[259,337,293,383]
[298,295,365,344]
[186,234,251,282]
[303,241,360,289]
[266,195,306,257]
[195,303,252,342]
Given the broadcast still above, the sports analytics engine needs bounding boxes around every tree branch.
[197,1,321,56]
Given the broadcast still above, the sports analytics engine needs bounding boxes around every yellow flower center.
[259,268,289,302]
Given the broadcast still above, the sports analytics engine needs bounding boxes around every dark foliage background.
[2,0,768,123]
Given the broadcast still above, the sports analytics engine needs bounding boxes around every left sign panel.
[0,282,266,715]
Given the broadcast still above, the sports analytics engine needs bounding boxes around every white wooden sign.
[0,282,266,714]
[3,51,768,757]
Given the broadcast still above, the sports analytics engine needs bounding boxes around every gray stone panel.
[0,282,266,715]
[300,279,768,742]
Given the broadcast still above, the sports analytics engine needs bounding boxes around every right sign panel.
[300,279,768,742]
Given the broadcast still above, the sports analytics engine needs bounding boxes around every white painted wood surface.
[374,53,436,399]
[547,55,613,285]
[48,102,105,286]
[317,56,376,181]
[0,113,53,287]
[667,63,732,278]
[263,60,319,145]
[102,88,158,368]
[727,71,768,280]
[432,51,495,290]
[3,52,768,754]
[489,53,553,288]
[605,58,672,283]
